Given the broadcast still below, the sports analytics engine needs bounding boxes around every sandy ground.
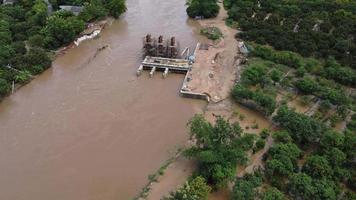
[184,3,242,102]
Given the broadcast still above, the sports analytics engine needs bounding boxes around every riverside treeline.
[0,0,126,99]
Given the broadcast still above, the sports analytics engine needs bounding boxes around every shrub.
[186,0,219,18]
[0,78,11,96]
[200,27,222,40]
[165,176,211,200]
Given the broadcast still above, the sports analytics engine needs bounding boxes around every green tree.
[43,11,85,49]
[106,0,126,18]
[15,70,31,83]
[232,172,262,200]
[79,0,108,22]
[0,78,11,96]
[261,187,285,200]
[186,0,219,18]
[165,176,211,200]
[288,173,316,200]
[273,106,326,145]
[270,69,283,83]
[272,131,292,143]
[295,77,319,94]
[303,155,332,178]
[184,115,246,188]
[320,130,344,150]
[24,48,51,70]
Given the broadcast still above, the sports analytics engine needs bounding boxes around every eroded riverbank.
[0,0,206,199]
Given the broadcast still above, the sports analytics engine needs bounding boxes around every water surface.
[0,0,205,199]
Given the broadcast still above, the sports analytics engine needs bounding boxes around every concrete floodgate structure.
[137,41,243,103]
[137,42,212,101]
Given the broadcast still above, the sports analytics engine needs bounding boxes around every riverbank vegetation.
[0,0,126,100]
[186,0,219,18]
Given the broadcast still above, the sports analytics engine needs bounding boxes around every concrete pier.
[163,68,169,78]
[136,43,214,102]
[149,66,156,78]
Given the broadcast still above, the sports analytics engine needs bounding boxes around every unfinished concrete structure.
[143,34,179,58]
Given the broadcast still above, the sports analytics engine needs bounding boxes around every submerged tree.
[184,114,246,188]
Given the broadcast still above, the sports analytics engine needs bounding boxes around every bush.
[0,78,11,96]
[272,131,292,143]
[200,27,222,40]
[186,0,219,18]
[25,48,51,69]
[165,176,211,200]
[253,138,265,152]
[15,70,31,83]
[106,0,126,18]
[261,187,285,200]
[232,84,276,115]
[260,129,270,139]
[232,172,263,200]
[79,1,108,22]
[184,115,247,188]
[273,106,327,145]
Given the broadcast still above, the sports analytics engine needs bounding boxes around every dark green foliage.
[270,69,283,83]
[323,57,356,86]
[0,78,11,96]
[0,0,126,99]
[272,131,292,143]
[288,173,316,200]
[346,114,356,132]
[106,0,126,19]
[186,0,219,19]
[295,77,319,94]
[232,172,262,200]
[28,34,45,47]
[295,66,306,77]
[79,0,108,22]
[320,131,344,150]
[165,176,211,200]
[265,143,302,185]
[25,48,51,69]
[303,155,332,179]
[241,62,268,86]
[232,84,276,115]
[200,27,222,40]
[43,11,85,49]
[260,129,270,139]
[225,0,356,69]
[273,106,327,145]
[261,187,285,200]
[253,138,265,152]
[184,115,247,188]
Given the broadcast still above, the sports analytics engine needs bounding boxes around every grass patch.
[200,27,223,40]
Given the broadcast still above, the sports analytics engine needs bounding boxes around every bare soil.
[184,3,243,102]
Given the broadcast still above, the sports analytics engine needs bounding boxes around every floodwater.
[0,0,205,199]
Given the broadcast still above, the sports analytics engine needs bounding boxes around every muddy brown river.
[0,0,206,199]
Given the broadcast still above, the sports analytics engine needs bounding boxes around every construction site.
[137,34,243,102]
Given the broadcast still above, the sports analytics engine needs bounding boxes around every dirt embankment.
[184,2,243,102]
